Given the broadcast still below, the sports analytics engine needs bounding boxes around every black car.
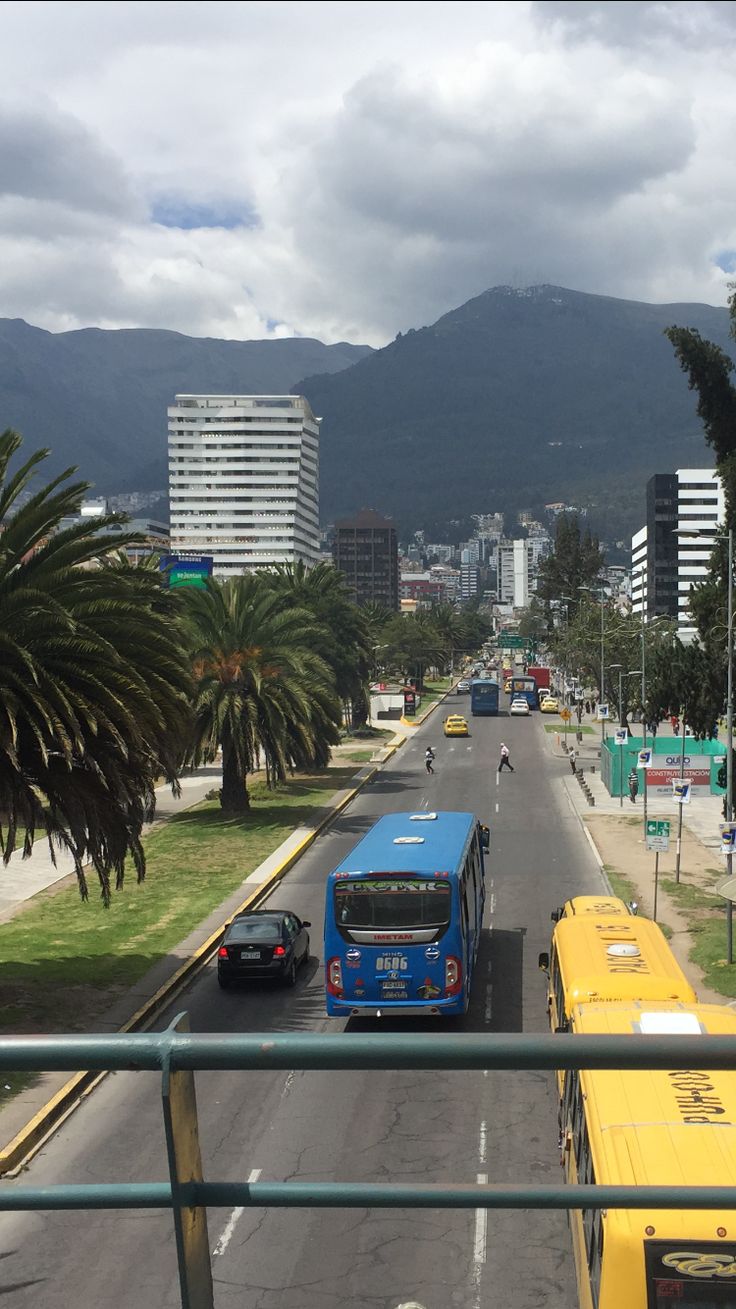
[217,909,311,988]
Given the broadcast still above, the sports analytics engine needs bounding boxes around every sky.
[0,0,735,345]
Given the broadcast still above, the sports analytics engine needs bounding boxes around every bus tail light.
[445,956,463,997]
[327,957,344,996]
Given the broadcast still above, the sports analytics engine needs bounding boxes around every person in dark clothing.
[628,768,639,803]
[498,743,514,773]
[425,747,435,774]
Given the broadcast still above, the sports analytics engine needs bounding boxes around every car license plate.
[382,981,408,993]
[241,950,260,960]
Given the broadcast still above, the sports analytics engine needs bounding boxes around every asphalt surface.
[0,695,604,1309]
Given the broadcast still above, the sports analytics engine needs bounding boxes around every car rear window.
[227,917,283,943]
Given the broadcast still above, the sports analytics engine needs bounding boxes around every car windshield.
[227,916,283,942]
[335,879,451,929]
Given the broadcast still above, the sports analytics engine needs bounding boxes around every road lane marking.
[484,982,492,1024]
[212,1167,261,1256]
[474,1172,488,1264]
[478,1120,487,1165]
[494,801,499,813]
[489,892,496,915]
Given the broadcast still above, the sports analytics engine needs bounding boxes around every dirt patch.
[585,814,729,1004]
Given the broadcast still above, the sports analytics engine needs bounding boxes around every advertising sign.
[646,754,711,798]
[403,690,417,715]
[597,704,610,720]
[646,819,670,853]
[160,554,213,590]
[721,824,736,856]
[672,778,692,804]
[637,748,653,769]
[614,728,628,746]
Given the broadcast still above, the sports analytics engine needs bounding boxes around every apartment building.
[167,394,320,576]
[333,509,399,609]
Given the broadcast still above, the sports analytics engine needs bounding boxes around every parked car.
[456,678,472,693]
[540,696,560,713]
[217,909,311,988]
[509,698,531,716]
[444,714,470,736]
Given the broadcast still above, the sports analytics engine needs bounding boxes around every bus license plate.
[382,981,408,993]
[241,950,260,959]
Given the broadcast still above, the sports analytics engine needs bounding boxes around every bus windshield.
[335,879,451,930]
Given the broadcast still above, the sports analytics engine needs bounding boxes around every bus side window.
[552,950,565,1023]
[589,1212,604,1306]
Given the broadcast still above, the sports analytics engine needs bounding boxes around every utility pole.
[726,528,733,962]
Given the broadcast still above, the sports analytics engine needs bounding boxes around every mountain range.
[0,318,370,490]
[0,285,732,546]
[300,284,733,544]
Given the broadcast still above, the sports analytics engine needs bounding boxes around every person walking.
[569,746,577,774]
[628,767,639,803]
[425,747,435,775]
[498,743,514,773]
[584,699,591,716]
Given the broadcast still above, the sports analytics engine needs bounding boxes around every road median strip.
[0,757,393,1176]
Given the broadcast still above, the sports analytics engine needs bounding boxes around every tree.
[0,429,192,901]
[553,602,675,729]
[184,575,342,814]
[645,640,724,740]
[381,612,446,689]
[535,515,605,620]
[262,561,373,727]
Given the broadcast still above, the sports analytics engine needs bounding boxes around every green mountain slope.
[0,318,371,489]
[299,284,733,539]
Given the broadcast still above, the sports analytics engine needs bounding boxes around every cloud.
[0,1,733,344]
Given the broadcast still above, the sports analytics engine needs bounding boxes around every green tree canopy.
[184,574,342,813]
[0,429,192,901]
[535,514,605,619]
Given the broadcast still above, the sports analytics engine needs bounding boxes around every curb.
[400,683,455,729]
[560,776,613,896]
[0,761,382,1177]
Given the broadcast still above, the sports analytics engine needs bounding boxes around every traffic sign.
[646,819,670,852]
[637,748,653,769]
[498,635,527,649]
[673,778,691,805]
[559,708,571,722]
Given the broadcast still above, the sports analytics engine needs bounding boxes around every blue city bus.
[470,678,500,716]
[325,811,489,1018]
[506,674,539,708]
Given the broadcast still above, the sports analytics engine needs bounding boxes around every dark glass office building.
[645,473,678,619]
[333,509,399,610]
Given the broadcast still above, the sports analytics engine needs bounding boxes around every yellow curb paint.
[0,764,379,1176]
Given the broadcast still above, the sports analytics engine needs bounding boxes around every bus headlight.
[327,958,344,996]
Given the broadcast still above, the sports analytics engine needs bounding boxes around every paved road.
[0,697,603,1309]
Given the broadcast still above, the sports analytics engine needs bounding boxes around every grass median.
[0,768,358,1044]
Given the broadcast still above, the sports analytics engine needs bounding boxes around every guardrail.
[2,1018,736,1309]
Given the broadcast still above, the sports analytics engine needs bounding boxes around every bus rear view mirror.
[551,908,562,923]
[480,825,490,851]
[538,951,549,972]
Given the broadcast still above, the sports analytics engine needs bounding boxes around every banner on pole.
[672,778,691,805]
[637,748,653,769]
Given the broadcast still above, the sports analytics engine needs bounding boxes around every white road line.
[474,1173,488,1264]
[489,892,496,915]
[478,1120,487,1165]
[494,801,499,814]
[495,770,499,787]
[212,1167,261,1257]
[484,982,492,1024]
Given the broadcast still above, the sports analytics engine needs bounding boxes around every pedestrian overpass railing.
[1,1016,735,1309]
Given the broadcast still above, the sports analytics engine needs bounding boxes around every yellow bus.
[539,913,697,1033]
[551,895,633,923]
[561,1001,736,1309]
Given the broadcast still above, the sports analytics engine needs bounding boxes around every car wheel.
[218,974,230,990]
[284,958,298,987]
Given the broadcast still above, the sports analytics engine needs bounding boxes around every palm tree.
[264,561,373,727]
[183,575,342,813]
[0,430,192,901]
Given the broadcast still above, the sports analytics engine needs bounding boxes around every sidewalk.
[547,713,724,852]
[0,764,223,920]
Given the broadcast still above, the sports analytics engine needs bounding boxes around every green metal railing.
[2,1014,736,1309]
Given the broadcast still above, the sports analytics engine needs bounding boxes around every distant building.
[333,509,399,610]
[399,573,445,608]
[58,498,169,563]
[630,468,724,639]
[498,538,533,608]
[167,393,320,577]
[460,553,480,601]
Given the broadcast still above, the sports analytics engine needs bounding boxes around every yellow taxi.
[443,714,470,737]
[540,695,560,713]
[503,678,513,694]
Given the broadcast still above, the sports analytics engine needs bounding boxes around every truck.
[527,666,551,696]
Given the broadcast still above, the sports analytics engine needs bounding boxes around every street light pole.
[641,605,648,836]
[726,528,733,963]
[675,712,687,884]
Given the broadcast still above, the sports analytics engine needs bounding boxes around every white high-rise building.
[498,538,533,608]
[677,468,725,640]
[168,394,320,577]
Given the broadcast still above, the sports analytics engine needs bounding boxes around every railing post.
[161,1013,214,1309]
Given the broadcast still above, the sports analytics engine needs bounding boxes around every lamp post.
[639,613,669,840]
[608,665,642,806]
[579,584,606,752]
